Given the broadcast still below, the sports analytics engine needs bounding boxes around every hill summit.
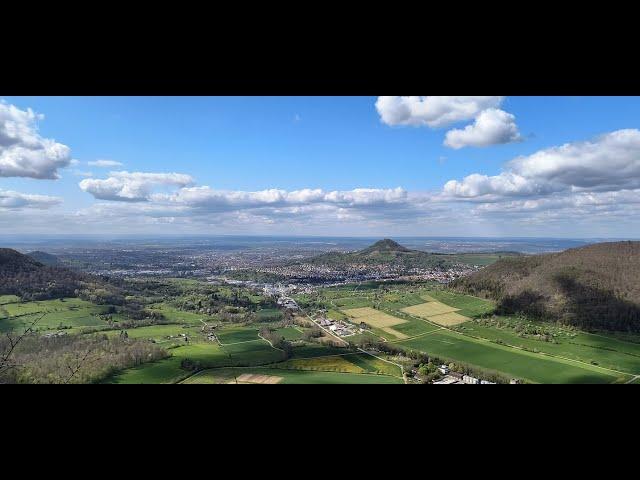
[358,239,412,255]
[298,239,456,270]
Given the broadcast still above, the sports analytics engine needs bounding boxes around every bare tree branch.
[62,347,97,384]
[0,312,46,376]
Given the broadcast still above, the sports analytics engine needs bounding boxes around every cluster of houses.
[433,365,496,384]
[276,296,299,311]
[316,317,357,337]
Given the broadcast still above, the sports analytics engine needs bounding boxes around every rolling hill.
[298,239,459,269]
[0,248,90,300]
[451,241,640,332]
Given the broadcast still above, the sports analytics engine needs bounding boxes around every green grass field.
[216,326,261,344]
[316,283,639,383]
[146,303,213,324]
[182,367,404,384]
[275,352,402,377]
[106,338,286,383]
[103,324,200,342]
[397,330,625,383]
[273,326,305,341]
[0,295,20,305]
[256,308,283,322]
[460,321,640,375]
[0,298,110,332]
[420,290,495,318]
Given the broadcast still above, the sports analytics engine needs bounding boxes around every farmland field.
[0,298,110,333]
[314,282,640,383]
[0,295,20,305]
[425,311,470,326]
[103,324,198,342]
[343,307,409,340]
[397,330,625,384]
[106,338,285,384]
[273,326,304,341]
[422,290,494,318]
[6,275,639,384]
[460,320,640,375]
[216,326,261,344]
[146,303,212,324]
[182,367,404,384]
[402,301,459,317]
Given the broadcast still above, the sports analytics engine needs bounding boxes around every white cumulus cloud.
[0,100,72,179]
[79,171,194,202]
[443,129,640,199]
[160,186,409,212]
[444,108,521,149]
[375,96,504,128]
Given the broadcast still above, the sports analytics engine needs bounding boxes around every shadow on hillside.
[498,290,549,318]
[554,275,640,332]
[496,275,640,333]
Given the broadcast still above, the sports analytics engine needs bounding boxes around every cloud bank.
[0,189,62,210]
[444,129,640,199]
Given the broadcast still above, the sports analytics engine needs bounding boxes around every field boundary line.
[291,352,364,360]
[356,348,406,383]
[182,366,403,382]
[219,338,264,346]
[388,327,445,343]
[625,374,640,384]
[399,310,634,380]
[258,333,286,353]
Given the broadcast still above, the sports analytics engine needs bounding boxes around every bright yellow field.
[402,302,459,317]
[426,311,470,326]
[282,355,365,373]
[343,307,406,328]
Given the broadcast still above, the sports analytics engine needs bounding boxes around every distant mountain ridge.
[451,241,640,332]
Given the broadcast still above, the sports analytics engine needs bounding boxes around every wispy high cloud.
[0,101,72,179]
[88,159,124,168]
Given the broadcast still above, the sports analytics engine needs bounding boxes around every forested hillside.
[0,248,92,301]
[451,242,640,332]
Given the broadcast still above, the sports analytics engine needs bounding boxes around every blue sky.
[1,96,640,237]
